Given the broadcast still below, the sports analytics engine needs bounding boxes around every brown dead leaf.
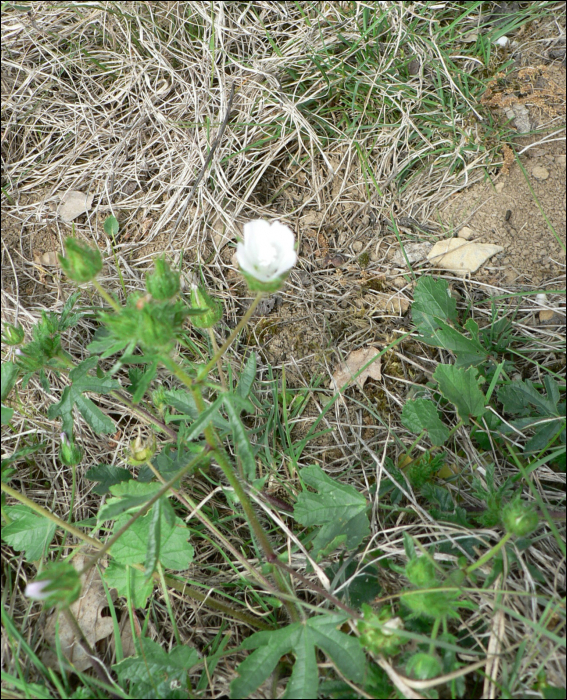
[33,251,59,267]
[42,550,116,672]
[330,346,382,391]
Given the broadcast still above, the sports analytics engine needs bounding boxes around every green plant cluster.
[1,230,564,700]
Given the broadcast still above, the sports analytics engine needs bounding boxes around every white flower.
[25,579,51,601]
[236,220,297,284]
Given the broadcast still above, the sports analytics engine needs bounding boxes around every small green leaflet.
[103,215,119,239]
[47,356,120,435]
[98,481,163,521]
[294,465,369,560]
[223,393,256,481]
[113,636,199,700]
[164,389,229,431]
[235,351,257,399]
[497,376,565,453]
[1,506,56,562]
[401,398,450,446]
[412,278,487,367]
[412,277,457,332]
[1,361,18,425]
[230,614,365,699]
[433,365,487,425]
[103,561,154,608]
[85,464,132,495]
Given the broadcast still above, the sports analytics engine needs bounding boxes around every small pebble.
[539,309,556,322]
[495,182,505,193]
[458,226,475,240]
[352,241,363,253]
[531,165,549,180]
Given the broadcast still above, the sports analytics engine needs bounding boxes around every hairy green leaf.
[85,464,132,495]
[1,506,56,562]
[294,465,369,559]
[47,356,120,435]
[114,636,199,700]
[433,365,487,425]
[401,398,450,446]
[231,614,365,699]
[103,561,154,608]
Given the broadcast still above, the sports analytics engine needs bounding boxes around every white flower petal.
[25,580,51,600]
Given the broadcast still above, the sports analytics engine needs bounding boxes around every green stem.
[208,327,227,391]
[429,617,440,655]
[196,292,264,382]
[157,562,182,647]
[92,279,121,312]
[161,352,299,620]
[465,532,512,575]
[68,462,76,525]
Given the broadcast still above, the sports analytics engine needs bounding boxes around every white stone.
[427,238,504,275]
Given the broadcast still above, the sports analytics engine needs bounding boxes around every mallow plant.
[1,216,560,699]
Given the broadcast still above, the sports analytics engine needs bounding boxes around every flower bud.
[190,283,223,328]
[358,604,405,656]
[24,562,81,607]
[146,257,180,300]
[502,496,539,537]
[2,323,25,345]
[58,238,103,284]
[405,556,438,588]
[59,432,82,467]
[151,386,167,417]
[129,431,156,465]
[25,579,51,601]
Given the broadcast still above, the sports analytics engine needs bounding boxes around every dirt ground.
[1,8,565,391]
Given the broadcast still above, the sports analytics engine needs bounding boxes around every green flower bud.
[190,284,223,328]
[405,556,438,588]
[357,604,405,656]
[24,562,81,607]
[2,323,25,345]
[402,588,460,620]
[146,257,180,300]
[151,386,167,417]
[58,238,103,284]
[129,431,156,465]
[59,432,82,467]
[406,652,442,680]
[502,496,539,537]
